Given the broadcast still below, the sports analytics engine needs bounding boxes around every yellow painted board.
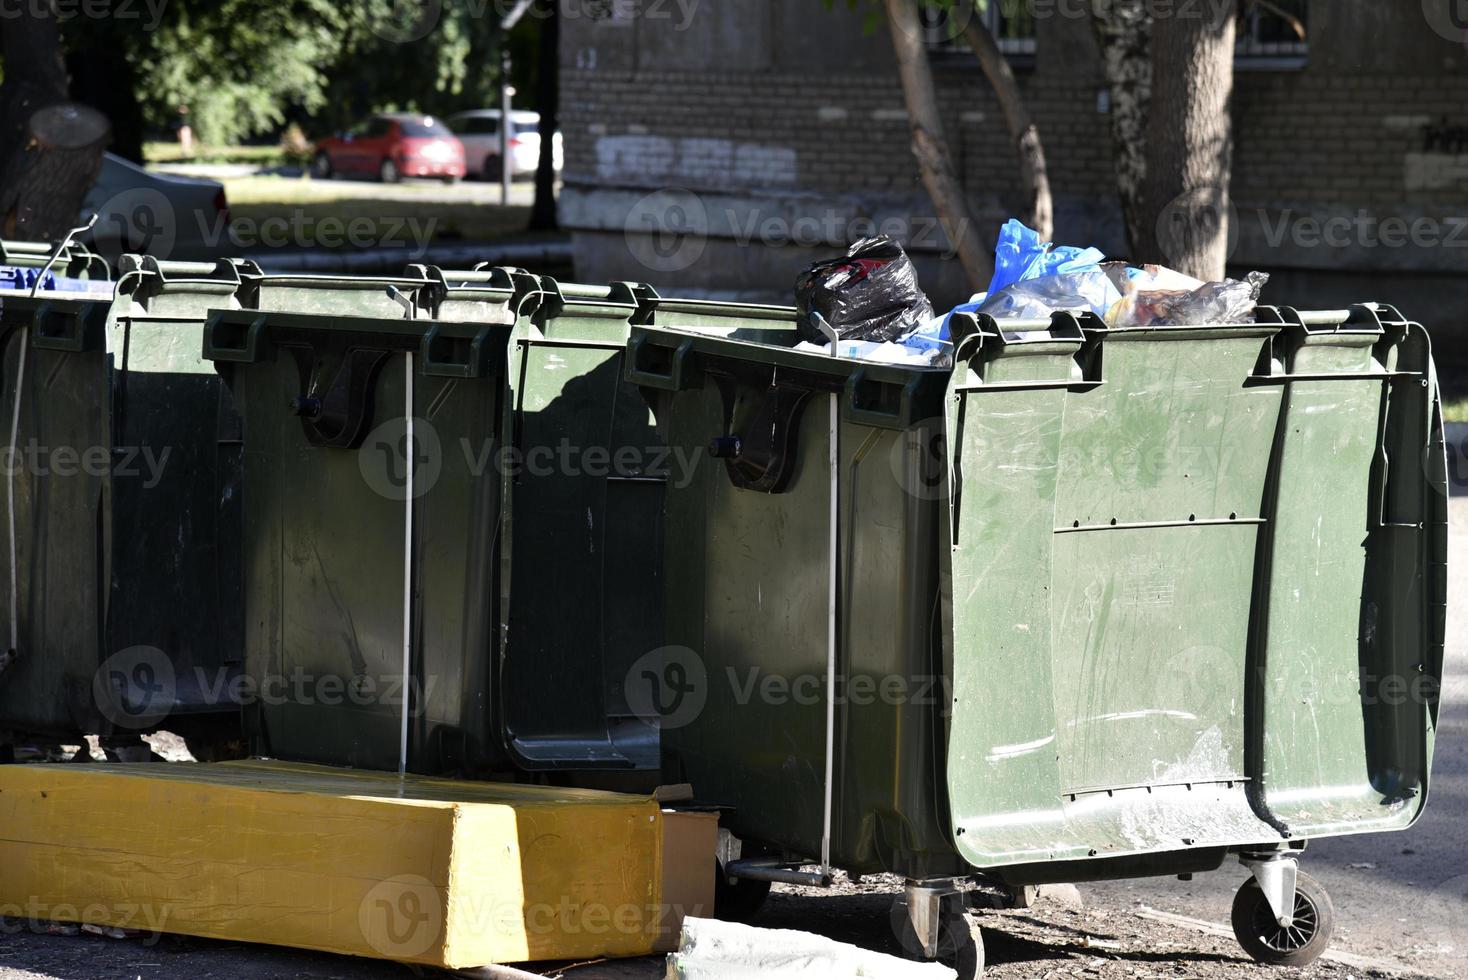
[0,760,700,968]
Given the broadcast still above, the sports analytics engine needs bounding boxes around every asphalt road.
[1,500,1462,980]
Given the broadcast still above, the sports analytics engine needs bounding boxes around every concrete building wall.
[558,0,1468,375]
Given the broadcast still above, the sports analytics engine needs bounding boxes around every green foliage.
[49,0,550,147]
[127,0,352,145]
[311,1,544,139]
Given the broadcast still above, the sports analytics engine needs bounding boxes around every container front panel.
[946,320,1445,868]
[502,339,663,770]
[0,314,108,736]
[237,350,410,770]
[106,290,247,731]
[658,370,953,876]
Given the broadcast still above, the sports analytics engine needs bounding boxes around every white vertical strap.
[399,352,414,779]
[7,327,26,654]
[821,383,839,877]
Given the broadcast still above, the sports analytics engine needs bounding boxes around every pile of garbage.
[793,220,1268,368]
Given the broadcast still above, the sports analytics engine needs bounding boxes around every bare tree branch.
[884,0,992,290]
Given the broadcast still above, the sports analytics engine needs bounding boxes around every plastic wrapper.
[977,267,1122,321]
[795,237,934,345]
[1107,268,1270,328]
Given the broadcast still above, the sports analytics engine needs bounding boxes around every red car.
[312,113,466,184]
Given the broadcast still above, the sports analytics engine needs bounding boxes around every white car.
[447,110,562,181]
[79,153,229,262]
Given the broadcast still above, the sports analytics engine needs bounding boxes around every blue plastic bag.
[0,266,56,292]
[987,219,1106,296]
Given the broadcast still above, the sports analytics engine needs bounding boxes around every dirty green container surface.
[237,263,432,318]
[422,270,798,774]
[0,255,246,741]
[204,295,511,775]
[630,303,1446,879]
[209,266,799,778]
[944,305,1444,870]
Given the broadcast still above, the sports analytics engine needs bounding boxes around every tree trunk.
[0,3,70,173]
[883,0,990,290]
[528,0,560,232]
[0,7,112,243]
[1138,4,1236,280]
[0,104,111,242]
[960,19,1052,241]
[1090,0,1154,261]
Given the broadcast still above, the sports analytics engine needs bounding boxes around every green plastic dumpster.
[627,303,1447,971]
[203,270,508,775]
[0,255,248,753]
[415,267,798,774]
[205,266,797,778]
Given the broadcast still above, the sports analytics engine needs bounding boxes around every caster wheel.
[1231,870,1335,967]
[891,894,984,979]
[713,861,771,923]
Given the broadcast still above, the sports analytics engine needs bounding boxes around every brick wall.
[559,0,1468,315]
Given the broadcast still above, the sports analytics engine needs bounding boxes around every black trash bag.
[795,237,934,345]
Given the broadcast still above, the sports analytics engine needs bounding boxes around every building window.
[980,1,1037,57]
[921,1,1305,68]
[1236,0,1308,67]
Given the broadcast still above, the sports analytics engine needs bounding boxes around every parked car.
[447,109,562,181]
[79,152,230,261]
[312,114,466,184]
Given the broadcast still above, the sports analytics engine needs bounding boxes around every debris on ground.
[666,917,955,979]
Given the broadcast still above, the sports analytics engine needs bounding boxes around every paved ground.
[1,500,1462,980]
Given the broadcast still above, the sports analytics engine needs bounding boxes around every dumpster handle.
[626,333,696,392]
[844,368,917,430]
[204,313,269,363]
[421,324,493,379]
[30,303,98,353]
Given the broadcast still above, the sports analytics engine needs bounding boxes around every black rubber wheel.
[891,896,984,979]
[311,152,333,179]
[379,158,401,184]
[482,155,504,182]
[713,861,771,923]
[1231,871,1335,967]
